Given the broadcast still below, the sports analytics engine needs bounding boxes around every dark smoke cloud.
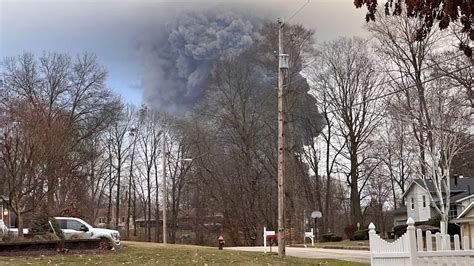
[138,8,263,113]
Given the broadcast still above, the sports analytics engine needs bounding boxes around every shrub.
[2,231,17,242]
[344,225,358,240]
[33,235,44,241]
[331,235,343,242]
[393,224,408,237]
[427,214,441,227]
[321,233,334,242]
[354,230,368,241]
[29,204,64,240]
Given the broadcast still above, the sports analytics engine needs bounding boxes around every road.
[227,246,371,264]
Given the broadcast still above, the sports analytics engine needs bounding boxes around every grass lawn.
[0,241,368,265]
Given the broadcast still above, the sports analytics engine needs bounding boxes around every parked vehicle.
[6,227,29,236]
[0,220,7,240]
[55,217,121,249]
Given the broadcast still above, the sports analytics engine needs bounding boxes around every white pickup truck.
[4,217,121,249]
[55,217,121,249]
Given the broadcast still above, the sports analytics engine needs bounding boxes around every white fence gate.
[369,218,474,266]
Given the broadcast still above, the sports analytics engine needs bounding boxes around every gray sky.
[0,0,367,105]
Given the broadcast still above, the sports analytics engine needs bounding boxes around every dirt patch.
[0,248,111,257]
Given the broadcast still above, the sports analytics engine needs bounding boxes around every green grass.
[0,241,368,265]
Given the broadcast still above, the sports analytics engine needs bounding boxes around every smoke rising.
[138,8,263,113]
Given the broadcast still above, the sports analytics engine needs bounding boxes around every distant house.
[393,176,474,227]
[94,205,133,230]
[452,202,474,247]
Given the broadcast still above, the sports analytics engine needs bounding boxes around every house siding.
[406,185,431,222]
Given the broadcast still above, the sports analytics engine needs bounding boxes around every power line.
[285,52,470,114]
[283,53,466,104]
[286,52,464,90]
[325,64,472,115]
[288,64,472,120]
[286,0,311,24]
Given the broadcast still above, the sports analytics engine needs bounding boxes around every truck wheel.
[99,237,113,250]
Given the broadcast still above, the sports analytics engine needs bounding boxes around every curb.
[289,244,369,251]
[318,246,369,251]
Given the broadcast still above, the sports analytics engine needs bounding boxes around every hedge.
[354,229,369,241]
[321,233,334,242]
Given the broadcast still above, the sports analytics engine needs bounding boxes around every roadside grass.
[0,241,368,265]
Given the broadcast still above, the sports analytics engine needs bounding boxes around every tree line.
[1,13,472,243]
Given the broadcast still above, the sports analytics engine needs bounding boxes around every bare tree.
[138,107,161,242]
[1,52,120,214]
[417,75,472,233]
[367,13,442,180]
[109,105,134,229]
[378,112,415,209]
[0,98,71,238]
[312,37,382,225]
[368,13,473,232]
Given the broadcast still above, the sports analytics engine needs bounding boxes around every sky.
[0,0,367,106]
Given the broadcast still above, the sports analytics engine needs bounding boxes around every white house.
[452,202,474,247]
[393,176,474,227]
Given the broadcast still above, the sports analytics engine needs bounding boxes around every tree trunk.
[154,158,160,243]
[107,144,113,228]
[323,124,332,232]
[350,148,362,225]
[115,153,121,230]
[132,180,137,237]
[17,211,24,240]
[126,150,134,238]
[147,170,151,242]
[107,179,112,228]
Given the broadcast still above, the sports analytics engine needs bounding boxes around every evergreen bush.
[29,204,64,240]
[321,233,334,242]
[354,229,369,240]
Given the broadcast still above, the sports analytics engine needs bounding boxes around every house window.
[121,217,125,223]
[422,196,426,208]
[449,207,458,219]
[411,197,415,210]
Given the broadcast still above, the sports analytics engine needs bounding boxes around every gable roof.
[403,177,474,198]
[402,180,429,198]
[457,202,474,220]
[453,202,474,223]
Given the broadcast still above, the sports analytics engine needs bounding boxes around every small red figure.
[218,234,225,250]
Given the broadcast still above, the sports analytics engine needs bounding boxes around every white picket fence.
[369,218,474,265]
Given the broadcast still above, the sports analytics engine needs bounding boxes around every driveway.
[227,246,371,264]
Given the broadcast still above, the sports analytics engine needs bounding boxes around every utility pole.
[162,133,168,244]
[277,17,288,258]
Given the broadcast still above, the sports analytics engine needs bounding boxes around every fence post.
[407,217,418,265]
[368,222,376,266]
[263,227,266,252]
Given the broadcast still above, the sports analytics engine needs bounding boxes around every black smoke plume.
[138,9,262,113]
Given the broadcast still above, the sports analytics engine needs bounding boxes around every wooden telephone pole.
[162,134,168,244]
[277,17,288,258]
